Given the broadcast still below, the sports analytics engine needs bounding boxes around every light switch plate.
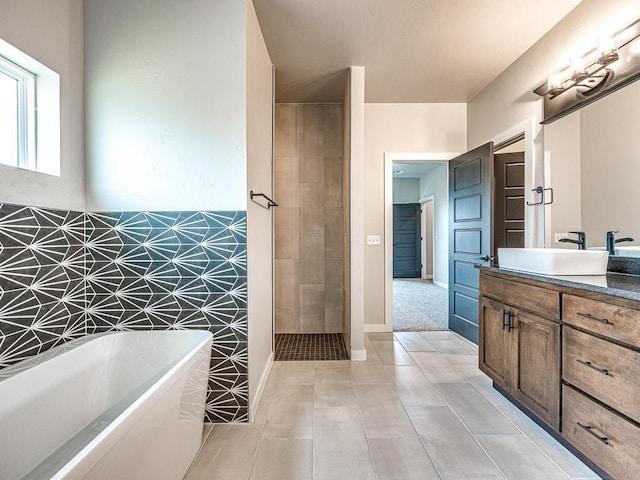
[367,235,381,246]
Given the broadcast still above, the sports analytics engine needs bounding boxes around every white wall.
[349,66,366,360]
[246,0,274,420]
[84,0,247,211]
[342,71,352,354]
[467,0,640,250]
[364,103,466,326]
[392,178,419,203]
[468,0,640,166]
[0,0,84,211]
[419,164,448,286]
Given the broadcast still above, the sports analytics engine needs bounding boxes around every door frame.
[419,195,434,280]
[375,152,459,333]
[489,117,544,248]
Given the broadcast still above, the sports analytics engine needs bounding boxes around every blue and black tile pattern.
[0,203,248,423]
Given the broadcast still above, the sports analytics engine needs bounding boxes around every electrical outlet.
[366,235,381,246]
[554,232,568,242]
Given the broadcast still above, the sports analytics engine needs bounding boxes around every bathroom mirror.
[543,77,640,255]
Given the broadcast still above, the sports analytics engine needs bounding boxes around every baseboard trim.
[350,348,367,361]
[249,351,274,423]
[434,280,447,289]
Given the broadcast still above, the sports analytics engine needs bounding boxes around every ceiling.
[252,0,583,103]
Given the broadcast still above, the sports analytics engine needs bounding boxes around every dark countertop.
[481,266,640,303]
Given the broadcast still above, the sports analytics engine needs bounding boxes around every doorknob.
[475,255,493,262]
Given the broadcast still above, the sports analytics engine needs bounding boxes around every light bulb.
[547,72,563,95]
[569,56,588,82]
[596,35,619,65]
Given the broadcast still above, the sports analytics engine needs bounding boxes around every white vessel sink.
[497,248,609,276]
[614,246,640,257]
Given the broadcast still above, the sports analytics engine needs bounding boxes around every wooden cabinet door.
[479,296,511,389]
[511,310,561,430]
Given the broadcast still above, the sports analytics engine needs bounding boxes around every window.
[0,55,36,169]
[0,38,60,176]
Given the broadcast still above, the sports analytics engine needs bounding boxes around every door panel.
[454,260,478,290]
[454,194,482,222]
[393,203,421,278]
[479,296,510,388]
[449,143,493,343]
[494,152,525,260]
[512,310,560,430]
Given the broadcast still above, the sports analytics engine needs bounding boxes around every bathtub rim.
[0,329,212,384]
[1,330,213,480]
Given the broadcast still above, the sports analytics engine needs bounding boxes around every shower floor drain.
[275,333,349,361]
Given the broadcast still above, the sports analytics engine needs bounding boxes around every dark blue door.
[448,143,493,344]
[393,203,421,278]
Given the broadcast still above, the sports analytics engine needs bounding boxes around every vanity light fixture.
[535,17,640,124]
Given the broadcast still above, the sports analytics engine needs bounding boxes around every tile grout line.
[463,375,580,480]
[405,347,510,480]
[422,331,584,480]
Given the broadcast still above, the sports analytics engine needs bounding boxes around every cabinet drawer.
[480,274,559,320]
[563,294,640,347]
[562,385,640,480]
[563,326,640,424]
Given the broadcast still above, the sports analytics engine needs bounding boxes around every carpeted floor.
[393,279,449,331]
[274,333,349,361]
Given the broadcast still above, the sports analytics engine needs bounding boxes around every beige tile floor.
[184,331,601,480]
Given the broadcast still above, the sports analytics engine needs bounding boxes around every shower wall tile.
[324,156,343,207]
[301,105,324,183]
[274,259,300,310]
[300,234,325,284]
[323,105,343,156]
[325,207,344,258]
[275,308,300,334]
[274,207,299,259]
[274,105,300,157]
[300,183,324,234]
[274,165,300,208]
[325,308,343,333]
[0,203,249,423]
[274,103,344,334]
[300,284,325,333]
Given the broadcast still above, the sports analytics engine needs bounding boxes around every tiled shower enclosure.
[274,104,345,334]
[0,203,248,422]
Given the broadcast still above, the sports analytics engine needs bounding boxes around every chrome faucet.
[558,231,586,250]
[606,231,634,255]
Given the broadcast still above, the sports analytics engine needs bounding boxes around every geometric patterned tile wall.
[0,203,248,423]
[84,210,248,423]
[0,203,87,368]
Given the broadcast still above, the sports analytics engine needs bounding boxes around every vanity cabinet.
[479,268,640,480]
[561,294,640,480]
[479,273,561,430]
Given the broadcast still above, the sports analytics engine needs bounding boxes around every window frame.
[0,54,37,170]
[0,37,60,177]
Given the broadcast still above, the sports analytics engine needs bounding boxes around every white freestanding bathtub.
[0,330,213,480]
